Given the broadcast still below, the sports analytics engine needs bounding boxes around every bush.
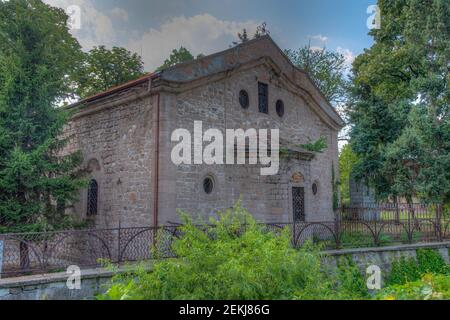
[387,257,422,286]
[386,249,449,286]
[335,256,369,299]
[416,249,449,275]
[99,203,367,300]
[377,274,450,300]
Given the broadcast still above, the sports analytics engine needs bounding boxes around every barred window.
[258,82,268,114]
[87,179,98,216]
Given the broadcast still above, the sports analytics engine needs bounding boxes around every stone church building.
[64,36,344,228]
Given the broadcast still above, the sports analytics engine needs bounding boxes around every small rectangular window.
[258,82,268,114]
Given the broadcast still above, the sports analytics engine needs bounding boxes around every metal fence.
[0,204,448,278]
[0,226,179,278]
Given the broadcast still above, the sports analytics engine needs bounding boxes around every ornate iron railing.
[0,204,448,278]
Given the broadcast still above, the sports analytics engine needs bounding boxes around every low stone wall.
[1,242,449,300]
[323,242,450,286]
[0,268,116,300]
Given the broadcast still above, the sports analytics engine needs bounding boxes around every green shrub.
[99,203,367,300]
[377,274,450,300]
[416,249,449,275]
[387,257,421,286]
[335,256,369,299]
[386,249,449,286]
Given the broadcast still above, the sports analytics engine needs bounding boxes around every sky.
[44,0,377,72]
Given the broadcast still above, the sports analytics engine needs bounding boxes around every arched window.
[87,179,98,216]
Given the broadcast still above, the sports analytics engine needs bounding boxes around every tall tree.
[157,47,196,71]
[285,44,349,106]
[339,144,359,205]
[76,46,145,99]
[0,0,85,233]
[349,0,449,205]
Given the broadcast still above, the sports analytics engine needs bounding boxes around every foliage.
[416,249,450,276]
[336,256,369,299]
[157,47,203,71]
[387,249,449,286]
[75,45,145,99]
[387,257,422,286]
[100,203,369,300]
[0,0,86,232]
[285,44,349,106]
[339,144,359,205]
[349,0,449,205]
[377,274,450,300]
[300,136,328,153]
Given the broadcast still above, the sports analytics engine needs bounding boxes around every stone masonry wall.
[63,92,155,228]
[158,63,339,224]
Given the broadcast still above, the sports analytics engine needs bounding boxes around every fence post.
[436,204,442,242]
[407,204,413,244]
[334,212,341,249]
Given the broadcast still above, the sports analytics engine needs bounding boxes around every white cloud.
[336,47,355,67]
[110,7,129,22]
[127,14,259,71]
[43,1,259,71]
[309,34,328,43]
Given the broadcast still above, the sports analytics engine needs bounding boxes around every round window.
[312,183,318,196]
[203,177,214,194]
[276,100,284,117]
[239,90,249,109]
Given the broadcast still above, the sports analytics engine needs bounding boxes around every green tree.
[156,46,198,71]
[339,144,359,205]
[76,46,145,98]
[0,0,85,234]
[285,44,349,106]
[349,0,449,205]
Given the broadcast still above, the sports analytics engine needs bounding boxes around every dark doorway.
[292,187,305,222]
